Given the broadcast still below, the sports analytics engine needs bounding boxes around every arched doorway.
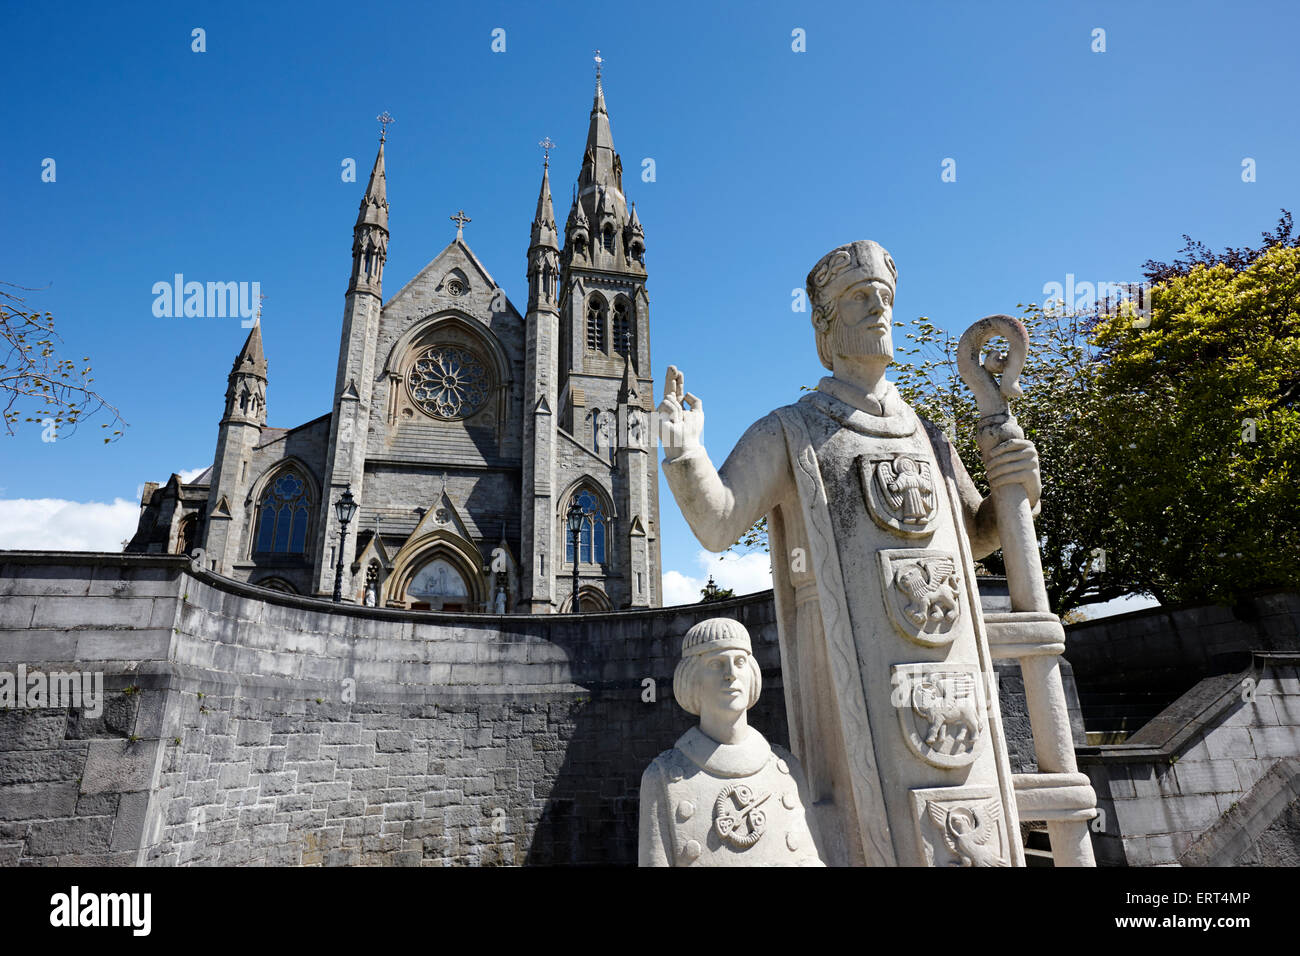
[406,557,471,612]
[559,586,612,613]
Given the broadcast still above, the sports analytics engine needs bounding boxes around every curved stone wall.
[0,552,785,865]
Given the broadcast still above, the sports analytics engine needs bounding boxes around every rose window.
[407,346,491,420]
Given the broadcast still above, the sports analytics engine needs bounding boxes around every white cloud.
[0,498,141,552]
[661,549,774,607]
[178,466,208,483]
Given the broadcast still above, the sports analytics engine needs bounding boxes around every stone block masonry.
[0,553,1058,865]
[0,552,788,865]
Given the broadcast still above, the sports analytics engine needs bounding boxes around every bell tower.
[554,55,660,608]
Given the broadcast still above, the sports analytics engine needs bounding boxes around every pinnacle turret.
[619,348,639,403]
[355,140,388,233]
[624,202,645,263]
[528,153,561,313]
[349,131,389,296]
[566,195,590,247]
[531,161,558,251]
[231,322,267,380]
[224,322,267,426]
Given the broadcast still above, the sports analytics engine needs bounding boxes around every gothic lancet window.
[254,472,311,555]
[601,225,615,255]
[613,298,634,362]
[586,295,607,352]
[565,489,607,565]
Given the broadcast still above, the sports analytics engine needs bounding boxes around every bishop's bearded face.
[830,279,894,363]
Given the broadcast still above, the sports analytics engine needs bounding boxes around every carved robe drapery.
[662,378,1024,866]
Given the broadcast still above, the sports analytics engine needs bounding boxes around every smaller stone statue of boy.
[638,618,825,866]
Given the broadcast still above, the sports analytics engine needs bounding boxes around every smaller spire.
[531,157,558,251]
[356,134,388,233]
[232,322,267,379]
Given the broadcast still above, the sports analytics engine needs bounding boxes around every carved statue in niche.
[628,407,646,450]
[363,564,379,607]
[638,618,825,866]
[594,409,615,461]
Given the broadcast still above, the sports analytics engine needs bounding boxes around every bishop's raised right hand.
[657,365,704,461]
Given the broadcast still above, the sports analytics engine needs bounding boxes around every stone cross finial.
[539,136,556,168]
[593,49,603,80]
[377,111,395,143]
[450,209,471,239]
[255,293,266,326]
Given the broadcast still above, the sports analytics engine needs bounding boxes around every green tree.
[891,307,1132,615]
[1091,239,1300,604]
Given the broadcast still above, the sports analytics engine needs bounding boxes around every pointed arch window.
[601,224,615,255]
[175,513,199,556]
[254,472,311,555]
[565,489,607,565]
[613,298,635,362]
[586,295,607,352]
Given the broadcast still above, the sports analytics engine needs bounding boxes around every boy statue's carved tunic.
[658,241,1039,866]
[639,727,825,866]
[639,618,825,866]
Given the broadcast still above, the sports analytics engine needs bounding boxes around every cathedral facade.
[128,74,662,613]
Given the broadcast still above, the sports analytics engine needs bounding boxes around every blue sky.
[2,1,1297,605]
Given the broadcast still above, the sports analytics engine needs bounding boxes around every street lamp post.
[566,494,585,614]
[332,485,358,604]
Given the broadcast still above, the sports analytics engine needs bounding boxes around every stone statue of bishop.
[658,240,1039,866]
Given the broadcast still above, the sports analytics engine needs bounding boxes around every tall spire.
[580,51,621,193]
